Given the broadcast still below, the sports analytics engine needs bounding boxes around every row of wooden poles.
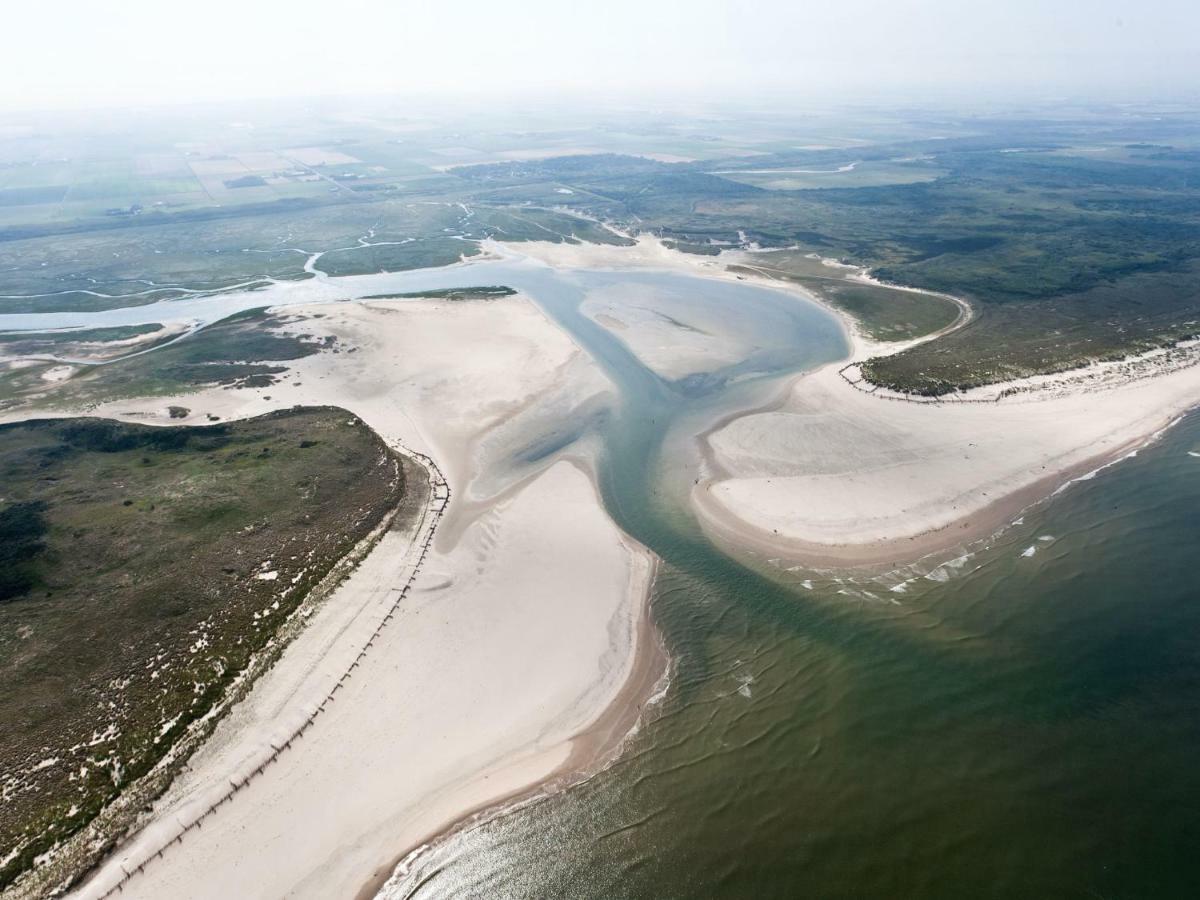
[99,445,449,897]
[837,363,1002,404]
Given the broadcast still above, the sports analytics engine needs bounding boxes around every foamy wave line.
[376,629,673,900]
[1051,415,1184,497]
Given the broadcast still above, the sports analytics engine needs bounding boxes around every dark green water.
[380,266,1200,899]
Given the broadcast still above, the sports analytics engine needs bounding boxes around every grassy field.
[729,251,961,342]
[0,408,413,889]
[314,237,477,276]
[861,261,1200,394]
[0,324,163,345]
[92,308,324,385]
[453,130,1200,391]
[713,158,948,191]
[0,199,627,313]
[0,323,173,363]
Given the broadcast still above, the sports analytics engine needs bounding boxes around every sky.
[4,0,1199,112]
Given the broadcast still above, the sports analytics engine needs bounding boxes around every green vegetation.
[464,206,633,246]
[810,283,958,342]
[224,175,268,189]
[90,308,331,392]
[662,239,723,256]
[714,158,948,191]
[455,135,1200,391]
[2,100,1200,889]
[0,199,627,314]
[861,262,1200,394]
[359,285,516,301]
[0,501,48,601]
[0,323,170,363]
[0,408,411,888]
[729,251,961,341]
[315,237,477,276]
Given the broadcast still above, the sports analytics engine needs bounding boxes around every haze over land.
[5,0,1200,110]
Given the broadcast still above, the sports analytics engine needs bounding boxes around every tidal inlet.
[4,4,1200,899]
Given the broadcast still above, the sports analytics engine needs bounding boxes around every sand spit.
[35,294,662,900]
[79,461,654,900]
[496,237,1200,570]
[694,358,1200,569]
[491,234,725,275]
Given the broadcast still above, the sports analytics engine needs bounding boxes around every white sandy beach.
[693,339,1200,570]
[56,294,660,900]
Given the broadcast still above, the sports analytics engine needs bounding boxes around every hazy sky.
[5,0,1199,111]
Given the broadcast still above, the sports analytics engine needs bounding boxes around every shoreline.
[690,354,1200,572]
[0,428,440,900]
[505,236,1200,573]
[360,548,666,900]
[46,292,666,900]
[7,234,1199,895]
[693,398,1186,571]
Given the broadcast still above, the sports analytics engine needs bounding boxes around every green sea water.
[378,267,1200,899]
